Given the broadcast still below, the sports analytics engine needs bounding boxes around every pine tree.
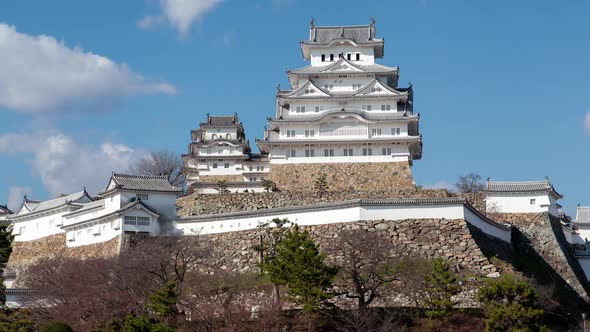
[264,225,338,313]
[216,180,230,193]
[148,281,177,319]
[423,258,461,318]
[313,173,329,195]
[477,275,546,332]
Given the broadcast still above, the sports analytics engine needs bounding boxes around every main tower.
[257,20,422,191]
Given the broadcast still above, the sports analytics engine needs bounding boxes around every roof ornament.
[276,83,281,92]
[310,18,315,28]
[408,81,413,88]
[370,17,375,26]
[340,27,345,37]
[487,177,491,182]
[340,107,345,112]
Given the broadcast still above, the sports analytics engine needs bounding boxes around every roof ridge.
[26,191,86,206]
[113,173,168,179]
[488,179,549,184]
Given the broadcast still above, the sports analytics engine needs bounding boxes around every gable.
[320,59,364,73]
[289,81,331,98]
[354,79,400,96]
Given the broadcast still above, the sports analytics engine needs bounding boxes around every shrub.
[423,258,461,318]
[40,321,74,332]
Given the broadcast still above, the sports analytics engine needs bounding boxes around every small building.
[0,204,13,225]
[574,206,590,244]
[7,173,182,247]
[484,179,563,216]
[182,114,270,193]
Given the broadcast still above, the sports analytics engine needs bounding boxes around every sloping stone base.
[267,161,414,192]
[6,234,121,276]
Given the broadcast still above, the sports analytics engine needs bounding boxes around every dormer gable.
[279,80,332,98]
[354,79,401,96]
[320,58,364,73]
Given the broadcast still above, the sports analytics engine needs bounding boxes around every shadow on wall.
[467,218,590,327]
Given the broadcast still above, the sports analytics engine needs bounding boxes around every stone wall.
[179,218,502,307]
[266,161,414,192]
[200,218,499,275]
[177,188,453,216]
[198,175,245,182]
[496,213,590,305]
[6,235,121,276]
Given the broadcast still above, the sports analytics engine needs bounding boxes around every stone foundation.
[6,234,121,276]
[176,188,453,216]
[199,175,245,182]
[267,161,414,192]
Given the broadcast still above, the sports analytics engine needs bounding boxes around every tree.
[262,179,276,192]
[128,150,186,188]
[327,229,403,311]
[216,180,230,194]
[423,258,461,318]
[0,224,13,305]
[477,275,546,332]
[455,173,485,193]
[148,281,177,322]
[313,173,329,195]
[40,321,74,332]
[264,225,338,314]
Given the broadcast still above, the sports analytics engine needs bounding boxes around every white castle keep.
[182,21,422,193]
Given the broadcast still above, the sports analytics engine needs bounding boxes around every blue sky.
[0,0,588,215]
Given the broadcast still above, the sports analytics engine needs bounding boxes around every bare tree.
[455,173,485,193]
[326,229,404,311]
[128,150,186,188]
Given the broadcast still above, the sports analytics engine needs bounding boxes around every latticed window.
[320,121,367,137]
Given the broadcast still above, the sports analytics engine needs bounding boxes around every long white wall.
[176,201,512,243]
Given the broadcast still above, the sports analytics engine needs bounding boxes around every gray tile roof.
[62,199,105,218]
[306,25,381,45]
[0,205,11,215]
[288,62,397,75]
[576,206,590,223]
[110,173,182,193]
[200,115,241,127]
[484,179,563,198]
[12,191,92,218]
[61,199,160,229]
[269,108,418,123]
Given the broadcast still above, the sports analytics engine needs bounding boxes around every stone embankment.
[266,161,414,192]
[177,188,454,216]
[6,234,121,277]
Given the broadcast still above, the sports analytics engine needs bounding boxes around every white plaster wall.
[177,203,511,243]
[12,211,68,242]
[575,224,590,243]
[120,192,177,221]
[463,207,512,243]
[310,46,374,66]
[198,160,243,176]
[203,128,237,140]
[65,218,122,248]
[486,193,558,216]
[268,144,410,164]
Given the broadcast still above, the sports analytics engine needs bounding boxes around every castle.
[4,21,590,311]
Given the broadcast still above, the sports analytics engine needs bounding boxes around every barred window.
[137,193,148,201]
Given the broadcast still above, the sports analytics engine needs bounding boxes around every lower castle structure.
[3,21,590,315]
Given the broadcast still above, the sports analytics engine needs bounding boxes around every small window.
[226,133,231,139]
[321,54,326,62]
[344,148,353,156]
[212,163,218,169]
[290,150,296,157]
[137,193,148,201]
[305,149,315,157]
[124,216,137,225]
[530,199,536,205]
[381,104,391,111]
[338,53,343,59]
[356,53,360,61]
[324,149,334,157]
[381,147,392,155]
[305,130,315,137]
[137,216,150,226]
[372,128,382,136]
[211,134,217,139]
[330,54,334,61]
[224,163,229,168]
[347,53,351,60]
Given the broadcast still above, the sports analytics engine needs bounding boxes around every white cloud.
[139,0,223,36]
[0,131,146,197]
[0,23,176,113]
[585,111,590,133]
[424,180,456,192]
[7,186,31,211]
